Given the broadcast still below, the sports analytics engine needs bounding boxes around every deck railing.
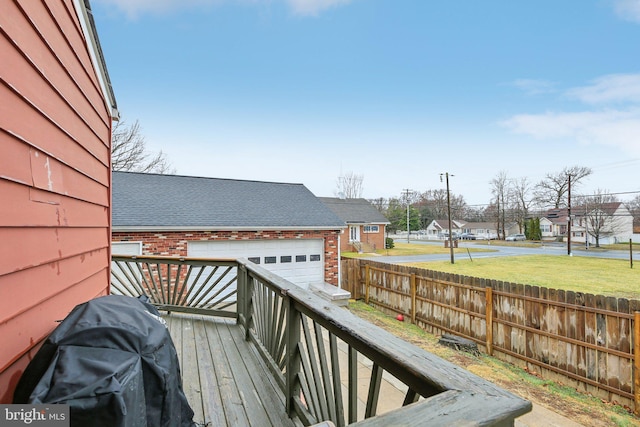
[111,255,531,426]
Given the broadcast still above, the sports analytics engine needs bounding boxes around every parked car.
[506,233,526,241]
[460,232,476,240]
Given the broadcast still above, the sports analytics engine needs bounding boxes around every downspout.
[337,232,342,289]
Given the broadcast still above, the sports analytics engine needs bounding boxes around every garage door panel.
[188,240,324,289]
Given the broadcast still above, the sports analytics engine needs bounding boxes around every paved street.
[361,238,640,264]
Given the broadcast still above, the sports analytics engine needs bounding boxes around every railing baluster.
[144,262,162,304]
[245,275,255,341]
[275,301,288,369]
[297,340,323,422]
[286,296,301,416]
[314,322,337,423]
[187,265,219,306]
[348,345,358,424]
[170,263,184,305]
[403,388,420,406]
[301,316,329,421]
[365,363,383,419]
[329,334,345,427]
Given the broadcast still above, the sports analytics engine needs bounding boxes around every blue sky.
[93,0,640,206]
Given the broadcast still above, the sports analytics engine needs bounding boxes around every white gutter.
[73,0,119,120]
[112,225,348,232]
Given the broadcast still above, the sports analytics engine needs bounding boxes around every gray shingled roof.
[112,172,345,230]
[318,197,390,224]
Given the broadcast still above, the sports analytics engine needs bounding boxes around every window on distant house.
[363,225,379,233]
[541,225,551,233]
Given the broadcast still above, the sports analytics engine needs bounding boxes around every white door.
[349,226,360,242]
[188,239,325,289]
[112,241,142,255]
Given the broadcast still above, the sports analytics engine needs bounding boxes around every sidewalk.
[515,403,584,427]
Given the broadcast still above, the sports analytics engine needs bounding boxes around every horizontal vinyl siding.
[0,0,112,402]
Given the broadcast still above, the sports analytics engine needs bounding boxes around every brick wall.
[339,225,386,253]
[112,229,340,285]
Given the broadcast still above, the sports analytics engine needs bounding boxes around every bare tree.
[335,171,364,198]
[511,177,533,232]
[111,120,174,173]
[490,171,510,239]
[534,165,592,208]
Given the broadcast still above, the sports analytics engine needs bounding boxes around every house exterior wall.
[0,0,113,402]
[339,225,386,252]
[112,230,341,285]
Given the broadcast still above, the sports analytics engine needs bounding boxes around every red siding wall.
[0,0,112,402]
[112,230,341,285]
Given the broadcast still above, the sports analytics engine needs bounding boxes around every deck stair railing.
[111,255,531,426]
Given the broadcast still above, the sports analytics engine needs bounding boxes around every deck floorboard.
[167,313,301,427]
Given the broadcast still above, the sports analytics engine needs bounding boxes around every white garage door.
[188,239,324,289]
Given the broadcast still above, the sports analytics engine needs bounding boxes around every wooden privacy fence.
[341,258,640,412]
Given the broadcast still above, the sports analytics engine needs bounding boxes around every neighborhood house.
[318,197,390,253]
[111,171,346,288]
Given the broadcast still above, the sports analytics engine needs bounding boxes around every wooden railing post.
[486,286,494,356]
[286,296,301,416]
[411,273,416,324]
[634,311,640,415]
[365,264,370,304]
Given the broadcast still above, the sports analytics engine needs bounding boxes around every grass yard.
[348,301,639,426]
[342,242,496,258]
[404,255,640,299]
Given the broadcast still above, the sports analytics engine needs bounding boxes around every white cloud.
[502,108,640,157]
[567,74,640,104]
[613,0,640,23]
[96,0,354,18]
[502,73,640,158]
[511,79,556,95]
[286,0,354,16]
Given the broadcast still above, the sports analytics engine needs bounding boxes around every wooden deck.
[166,313,302,427]
[113,256,531,426]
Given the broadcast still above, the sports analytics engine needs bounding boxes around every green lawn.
[342,242,496,258]
[404,255,640,299]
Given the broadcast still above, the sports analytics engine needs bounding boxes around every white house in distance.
[423,219,465,239]
[541,203,633,245]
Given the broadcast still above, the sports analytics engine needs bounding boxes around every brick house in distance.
[111,172,346,288]
[318,197,390,253]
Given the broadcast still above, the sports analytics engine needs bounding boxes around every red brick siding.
[113,230,340,285]
[339,225,386,253]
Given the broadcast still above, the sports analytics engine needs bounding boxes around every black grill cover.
[13,295,195,427]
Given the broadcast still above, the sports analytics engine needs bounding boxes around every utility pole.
[402,189,413,244]
[567,174,572,256]
[440,173,455,264]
